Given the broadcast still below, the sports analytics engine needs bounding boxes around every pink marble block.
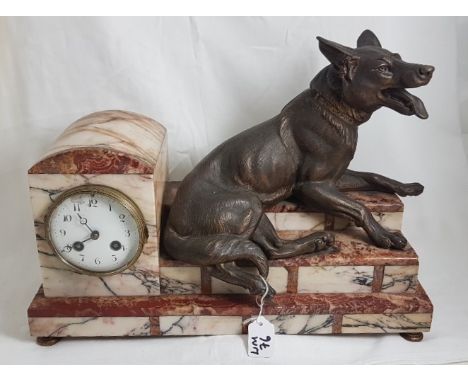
[28,111,167,297]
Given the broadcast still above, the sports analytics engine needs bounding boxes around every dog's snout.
[418,65,435,79]
[399,62,434,88]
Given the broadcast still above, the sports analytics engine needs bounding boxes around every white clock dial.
[46,186,147,275]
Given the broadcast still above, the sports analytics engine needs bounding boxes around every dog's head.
[316,30,434,119]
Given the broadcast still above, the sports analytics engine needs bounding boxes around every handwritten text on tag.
[248,316,275,358]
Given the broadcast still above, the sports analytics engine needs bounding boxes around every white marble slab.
[211,267,288,294]
[154,136,168,221]
[29,173,158,223]
[298,266,374,293]
[382,265,419,293]
[341,313,432,333]
[265,314,334,334]
[28,313,432,338]
[266,212,325,231]
[29,317,151,337]
[160,267,201,294]
[159,316,242,336]
[40,264,160,297]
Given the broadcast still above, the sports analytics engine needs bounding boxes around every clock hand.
[77,213,93,233]
[77,213,100,240]
[78,230,100,246]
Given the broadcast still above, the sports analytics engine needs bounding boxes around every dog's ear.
[317,36,359,81]
[357,29,381,48]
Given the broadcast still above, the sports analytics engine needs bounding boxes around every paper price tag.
[247,316,275,358]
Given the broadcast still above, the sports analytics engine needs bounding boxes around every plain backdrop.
[0,16,467,364]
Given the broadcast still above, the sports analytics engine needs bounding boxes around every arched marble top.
[29,110,167,174]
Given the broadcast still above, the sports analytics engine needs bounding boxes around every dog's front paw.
[372,230,407,250]
[395,182,424,197]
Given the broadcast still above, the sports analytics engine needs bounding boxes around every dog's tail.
[163,225,269,277]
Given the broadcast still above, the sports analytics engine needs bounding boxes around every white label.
[247,316,275,358]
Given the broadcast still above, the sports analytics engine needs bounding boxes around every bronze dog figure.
[164,30,434,296]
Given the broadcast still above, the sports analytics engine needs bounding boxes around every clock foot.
[400,332,424,342]
[36,337,61,346]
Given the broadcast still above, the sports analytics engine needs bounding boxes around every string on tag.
[245,276,275,358]
[243,275,270,325]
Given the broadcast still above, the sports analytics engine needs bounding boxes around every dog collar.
[310,88,370,126]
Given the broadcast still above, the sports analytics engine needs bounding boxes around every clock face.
[45,185,147,275]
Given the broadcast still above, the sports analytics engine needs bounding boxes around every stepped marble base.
[159,228,420,295]
[28,283,433,344]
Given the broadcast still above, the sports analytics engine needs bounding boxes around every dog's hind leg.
[164,227,273,294]
[251,214,334,260]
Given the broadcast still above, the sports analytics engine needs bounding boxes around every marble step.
[159,228,419,295]
[162,181,405,234]
[27,283,432,338]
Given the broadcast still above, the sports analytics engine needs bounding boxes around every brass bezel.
[44,184,148,276]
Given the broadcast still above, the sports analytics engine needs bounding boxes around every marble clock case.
[28,110,167,297]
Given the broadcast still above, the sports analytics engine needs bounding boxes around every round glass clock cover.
[46,185,147,275]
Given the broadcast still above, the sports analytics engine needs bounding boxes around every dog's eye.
[377,65,390,73]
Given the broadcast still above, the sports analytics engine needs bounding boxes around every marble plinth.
[159,228,419,295]
[27,283,433,338]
